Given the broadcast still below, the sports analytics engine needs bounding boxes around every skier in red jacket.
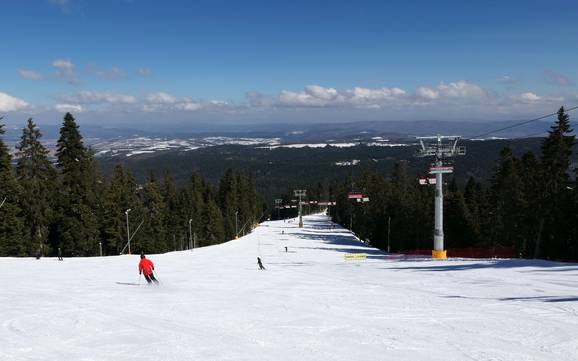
[138,253,159,285]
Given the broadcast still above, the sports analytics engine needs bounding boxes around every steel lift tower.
[416,135,466,259]
[274,198,282,219]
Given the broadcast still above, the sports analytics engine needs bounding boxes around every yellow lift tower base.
[432,250,447,259]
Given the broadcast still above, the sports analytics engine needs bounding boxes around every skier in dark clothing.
[35,248,42,260]
[57,248,63,261]
[257,257,266,270]
[138,253,159,285]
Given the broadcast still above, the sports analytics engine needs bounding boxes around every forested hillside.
[3,108,577,261]
[329,107,578,261]
[96,137,551,206]
[0,113,264,257]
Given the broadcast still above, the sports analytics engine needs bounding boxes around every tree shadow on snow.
[381,258,578,272]
[293,231,396,260]
[442,294,578,303]
[295,221,578,271]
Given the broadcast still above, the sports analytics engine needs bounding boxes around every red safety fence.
[400,246,517,259]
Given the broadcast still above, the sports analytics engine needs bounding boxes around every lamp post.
[188,219,193,250]
[125,208,131,254]
[235,211,239,239]
[274,198,282,219]
[387,216,391,253]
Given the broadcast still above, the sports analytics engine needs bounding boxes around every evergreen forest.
[0,113,264,257]
[2,108,578,261]
[323,107,578,261]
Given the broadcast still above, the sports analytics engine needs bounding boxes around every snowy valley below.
[2,214,578,361]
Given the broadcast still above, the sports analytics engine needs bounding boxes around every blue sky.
[1,0,577,127]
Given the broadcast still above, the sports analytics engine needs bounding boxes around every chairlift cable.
[466,105,578,140]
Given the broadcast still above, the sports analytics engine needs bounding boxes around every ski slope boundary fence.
[400,246,517,259]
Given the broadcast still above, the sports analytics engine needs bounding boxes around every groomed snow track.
[2,214,578,360]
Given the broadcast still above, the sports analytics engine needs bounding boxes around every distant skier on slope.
[257,257,266,270]
[138,253,159,285]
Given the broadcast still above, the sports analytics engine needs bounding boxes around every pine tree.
[388,161,418,251]
[0,123,27,256]
[202,197,225,246]
[187,171,207,243]
[218,169,238,240]
[101,164,142,255]
[57,113,89,198]
[332,181,352,229]
[536,107,575,258]
[488,147,526,252]
[54,113,99,256]
[237,172,262,236]
[139,171,167,253]
[162,169,184,249]
[357,170,394,249]
[15,119,57,254]
[518,151,541,257]
[463,176,482,243]
[444,177,475,248]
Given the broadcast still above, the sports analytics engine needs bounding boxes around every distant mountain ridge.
[2,119,556,146]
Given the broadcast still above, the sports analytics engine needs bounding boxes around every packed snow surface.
[2,214,578,361]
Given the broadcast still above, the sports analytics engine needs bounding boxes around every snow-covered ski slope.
[2,214,578,361]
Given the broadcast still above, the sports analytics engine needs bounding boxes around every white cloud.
[0,92,29,112]
[52,59,79,84]
[305,85,342,101]
[274,81,486,109]
[278,85,344,107]
[414,81,487,103]
[87,65,127,80]
[61,90,137,104]
[278,85,406,108]
[437,80,486,98]
[511,92,564,105]
[246,91,274,107]
[143,92,231,112]
[18,69,44,81]
[176,102,203,111]
[54,90,233,113]
[349,87,406,107]
[146,92,178,104]
[52,59,74,72]
[43,81,564,119]
[19,61,132,85]
[279,90,330,107]
[55,103,84,113]
[518,92,541,102]
[416,86,439,100]
[497,75,516,84]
